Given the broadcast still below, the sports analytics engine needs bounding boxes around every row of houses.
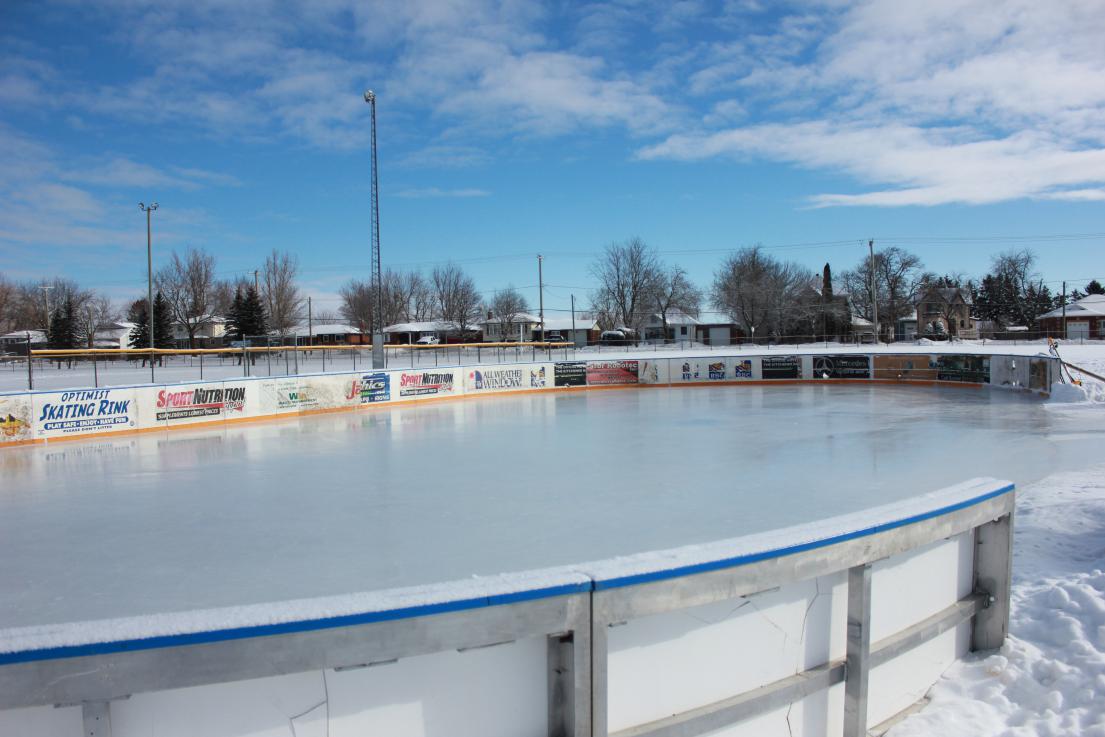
[4,291,1101,354]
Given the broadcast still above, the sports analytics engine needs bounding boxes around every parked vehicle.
[599,330,627,345]
[543,332,565,343]
[415,335,440,345]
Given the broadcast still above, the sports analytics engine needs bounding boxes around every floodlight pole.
[140,202,158,382]
[365,90,385,368]
[868,239,879,345]
[538,254,545,342]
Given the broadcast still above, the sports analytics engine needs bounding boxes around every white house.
[642,310,700,343]
[383,320,467,344]
[94,321,139,349]
[538,316,599,346]
[171,315,227,346]
[479,312,542,342]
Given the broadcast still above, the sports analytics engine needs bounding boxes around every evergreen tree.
[225,288,245,341]
[47,297,79,349]
[240,285,268,339]
[1085,279,1104,296]
[127,299,150,350]
[153,291,175,349]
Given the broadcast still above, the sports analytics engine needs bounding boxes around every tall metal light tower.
[139,202,158,382]
[364,90,385,368]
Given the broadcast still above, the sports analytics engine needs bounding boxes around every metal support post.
[591,618,609,737]
[266,339,272,376]
[199,353,204,380]
[26,334,33,390]
[973,513,1014,650]
[844,563,872,737]
[548,626,592,737]
[82,701,112,737]
[92,351,98,387]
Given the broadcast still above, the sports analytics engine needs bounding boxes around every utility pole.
[254,270,259,293]
[1061,281,1067,339]
[537,254,545,342]
[571,294,576,346]
[139,202,158,382]
[868,239,879,345]
[39,284,53,328]
[364,90,385,368]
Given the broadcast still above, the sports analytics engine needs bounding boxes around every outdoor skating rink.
[0,383,1094,633]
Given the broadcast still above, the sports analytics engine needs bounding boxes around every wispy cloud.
[639,0,1105,207]
[394,187,491,199]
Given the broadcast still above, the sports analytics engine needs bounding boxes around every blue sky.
[1,0,1104,318]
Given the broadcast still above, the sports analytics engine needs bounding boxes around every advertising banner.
[812,354,871,379]
[586,360,639,386]
[637,359,668,385]
[872,355,937,381]
[466,364,551,392]
[671,358,751,382]
[154,382,248,425]
[33,388,138,439]
[761,355,801,380]
[0,394,34,444]
[342,371,392,405]
[396,369,458,399]
[554,362,587,387]
[259,377,303,415]
[936,355,990,383]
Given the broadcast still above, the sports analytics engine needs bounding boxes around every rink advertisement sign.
[554,362,587,387]
[346,372,391,404]
[33,389,137,438]
[637,359,666,385]
[586,360,639,386]
[761,355,801,379]
[398,371,455,398]
[155,384,246,422]
[873,355,937,381]
[734,360,753,379]
[936,355,990,383]
[813,355,870,379]
[0,394,34,443]
[468,368,524,392]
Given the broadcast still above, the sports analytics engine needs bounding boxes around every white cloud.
[641,0,1105,207]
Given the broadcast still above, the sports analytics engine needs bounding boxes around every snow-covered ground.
[2,339,1103,393]
[882,361,1105,736]
[889,465,1105,737]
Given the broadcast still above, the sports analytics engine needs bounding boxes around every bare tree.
[338,278,374,333]
[406,272,434,321]
[489,285,530,341]
[0,274,15,333]
[590,237,662,334]
[156,248,216,348]
[711,246,807,340]
[261,249,303,337]
[431,263,482,333]
[874,248,923,341]
[653,266,702,340]
[76,294,117,348]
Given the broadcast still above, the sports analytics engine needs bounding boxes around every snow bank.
[889,466,1105,737]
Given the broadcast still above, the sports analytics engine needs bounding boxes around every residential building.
[479,312,541,342]
[1036,294,1105,340]
[383,320,471,344]
[915,287,978,339]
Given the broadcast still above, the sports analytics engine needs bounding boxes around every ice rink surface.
[0,384,1098,632]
